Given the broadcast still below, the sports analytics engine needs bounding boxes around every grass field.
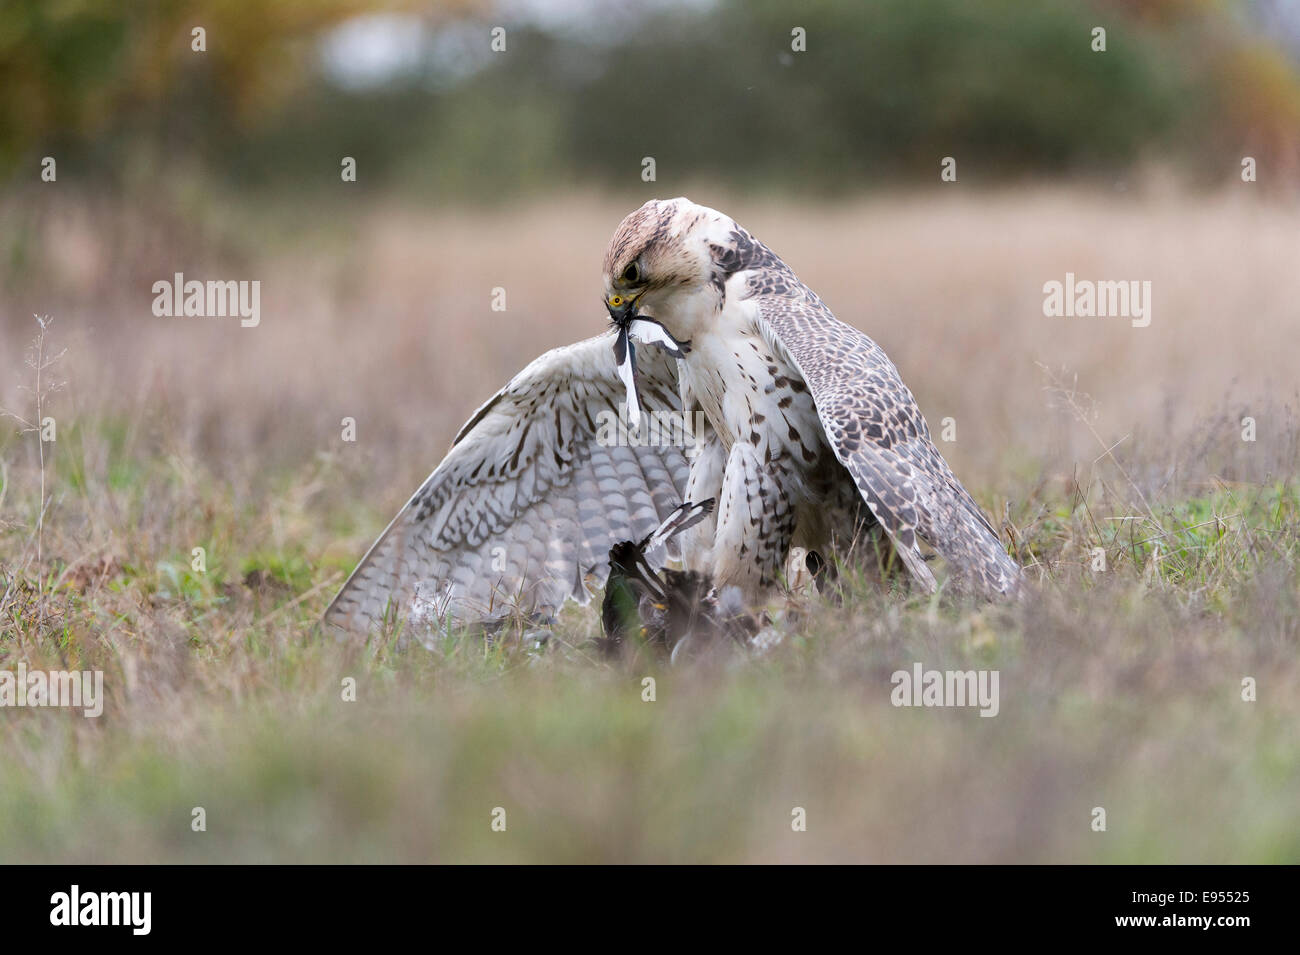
[1,186,1297,862]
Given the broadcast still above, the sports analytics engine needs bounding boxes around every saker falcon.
[325,198,1020,634]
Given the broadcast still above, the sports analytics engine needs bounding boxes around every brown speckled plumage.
[328,199,1019,638]
[325,337,693,635]
[738,230,1019,597]
[603,198,1021,599]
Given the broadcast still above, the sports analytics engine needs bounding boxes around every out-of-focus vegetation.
[3,299,1299,860]
[2,1,1299,864]
[3,0,1299,197]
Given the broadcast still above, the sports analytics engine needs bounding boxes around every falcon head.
[601,197,731,426]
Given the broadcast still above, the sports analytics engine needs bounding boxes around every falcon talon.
[599,502,763,662]
[599,499,722,656]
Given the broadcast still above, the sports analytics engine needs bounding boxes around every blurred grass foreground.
[1,1,1299,863]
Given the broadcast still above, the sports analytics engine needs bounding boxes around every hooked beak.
[605,294,690,432]
[605,292,640,328]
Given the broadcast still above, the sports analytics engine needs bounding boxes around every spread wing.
[735,247,1020,597]
[324,335,691,634]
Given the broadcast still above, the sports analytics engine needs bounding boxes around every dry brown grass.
[0,185,1297,862]
[8,184,1298,487]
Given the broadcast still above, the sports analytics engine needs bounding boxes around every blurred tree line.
[2,0,1298,196]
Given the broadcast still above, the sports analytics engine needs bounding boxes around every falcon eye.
[622,262,641,284]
